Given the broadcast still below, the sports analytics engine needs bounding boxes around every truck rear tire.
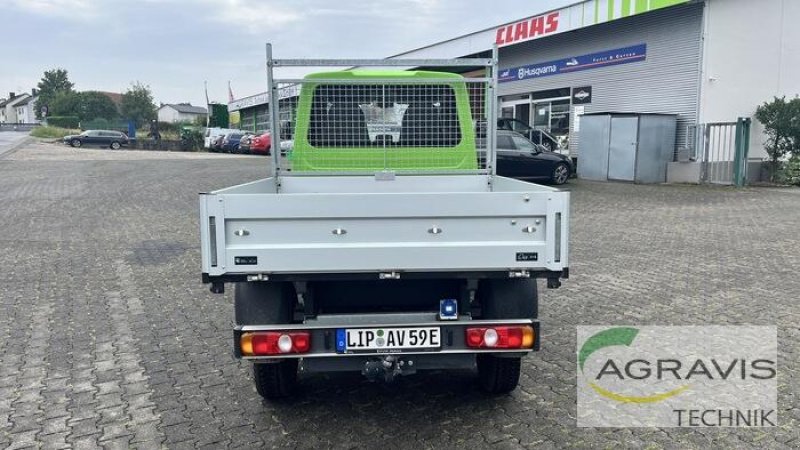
[234,282,295,325]
[477,355,521,394]
[253,360,299,399]
[236,282,300,399]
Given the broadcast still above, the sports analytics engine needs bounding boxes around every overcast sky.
[1,0,574,107]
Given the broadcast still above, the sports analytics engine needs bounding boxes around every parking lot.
[1,141,798,449]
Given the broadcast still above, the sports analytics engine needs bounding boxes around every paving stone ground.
[1,141,798,449]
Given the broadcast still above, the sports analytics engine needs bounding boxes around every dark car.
[210,134,226,152]
[238,134,253,153]
[480,131,572,185]
[63,130,129,149]
[497,118,560,152]
[221,132,246,153]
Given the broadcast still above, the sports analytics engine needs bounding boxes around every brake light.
[240,331,311,356]
[465,326,534,349]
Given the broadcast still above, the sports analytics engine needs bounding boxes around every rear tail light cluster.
[240,331,311,356]
[465,326,534,349]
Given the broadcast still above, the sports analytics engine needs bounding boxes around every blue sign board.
[499,43,647,83]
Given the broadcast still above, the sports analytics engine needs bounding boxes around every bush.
[30,126,80,139]
[47,116,80,128]
[82,117,109,130]
[777,156,800,186]
[180,127,204,151]
[755,97,800,182]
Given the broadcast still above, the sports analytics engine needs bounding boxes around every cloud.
[204,0,302,34]
[6,0,99,19]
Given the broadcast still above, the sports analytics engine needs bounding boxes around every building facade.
[228,91,296,135]
[392,0,800,163]
[0,93,32,124]
[157,103,208,123]
[14,95,38,123]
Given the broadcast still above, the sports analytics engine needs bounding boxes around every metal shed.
[577,113,677,184]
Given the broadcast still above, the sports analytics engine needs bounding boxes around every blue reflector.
[336,329,347,353]
[439,299,458,320]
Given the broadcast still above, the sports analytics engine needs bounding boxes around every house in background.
[157,103,208,123]
[15,92,39,123]
[0,92,32,123]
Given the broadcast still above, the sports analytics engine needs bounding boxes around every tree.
[50,91,82,118]
[755,96,800,182]
[36,68,75,120]
[50,91,119,122]
[121,81,157,128]
[78,91,119,121]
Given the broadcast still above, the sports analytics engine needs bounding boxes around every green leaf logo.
[579,327,690,403]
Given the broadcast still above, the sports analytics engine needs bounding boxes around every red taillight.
[464,326,534,349]
[241,331,311,356]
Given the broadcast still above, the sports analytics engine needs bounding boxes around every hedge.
[47,116,80,128]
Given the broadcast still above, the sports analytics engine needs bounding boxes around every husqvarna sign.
[496,0,691,47]
[499,44,647,83]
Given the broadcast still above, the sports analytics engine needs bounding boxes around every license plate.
[336,327,441,353]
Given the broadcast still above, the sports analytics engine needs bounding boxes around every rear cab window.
[307,84,462,148]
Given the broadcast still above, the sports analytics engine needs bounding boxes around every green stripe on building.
[621,0,632,17]
[651,0,691,9]
[588,0,687,25]
[595,0,601,24]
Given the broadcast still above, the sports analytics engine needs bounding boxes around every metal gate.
[699,118,751,186]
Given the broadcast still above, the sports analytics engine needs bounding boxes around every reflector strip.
[209,216,218,267]
[554,212,562,263]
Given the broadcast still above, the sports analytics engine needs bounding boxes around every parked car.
[63,130,129,149]
[497,118,560,152]
[204,127,239,149]
[479,130,572,185]
[238,133,255,153]
[221,132,246,153]
[279,139,293,156]
[209,134,226,152]
[250,131,272,155]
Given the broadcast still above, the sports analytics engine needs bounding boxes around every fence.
[0,123,39,132]
[692,118,751,186]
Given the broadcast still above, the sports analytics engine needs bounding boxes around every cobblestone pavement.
[1,143,798,449]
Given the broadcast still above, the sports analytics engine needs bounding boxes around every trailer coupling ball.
[362,356,415,382]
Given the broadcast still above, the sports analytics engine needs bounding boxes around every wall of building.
[1,95,31,124]
[157,107,205,123]
[699,0,800,159]
[498,3,704,158]
[15,99,38,123]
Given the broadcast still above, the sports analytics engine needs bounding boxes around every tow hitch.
[362,355,416,382]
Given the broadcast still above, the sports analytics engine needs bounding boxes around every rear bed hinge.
[508,270,530,279]
[379,271,401,280]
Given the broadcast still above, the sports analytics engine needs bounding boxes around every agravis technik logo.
[577,326,777,427]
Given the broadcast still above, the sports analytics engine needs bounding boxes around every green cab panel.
[291,70,478,172]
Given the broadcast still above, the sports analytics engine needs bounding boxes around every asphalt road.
[1,142,798,449]
[0,132,31,157]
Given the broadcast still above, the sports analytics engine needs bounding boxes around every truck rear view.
[199,46,569,399]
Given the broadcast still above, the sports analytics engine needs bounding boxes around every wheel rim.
[111,142,120,149]
[73,140,81,147]
[554,164,569,184]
